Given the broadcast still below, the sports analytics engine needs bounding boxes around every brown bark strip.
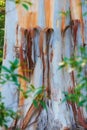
[16,24,18,46]
[68,64,78,122]
[44,0,54,28]
[71,71,75,88]
[46,29,53,98]
[71,20,80,49]
[68,71,78,123]
[38,29,45,89]
[27,29,35,77]
[50,50,53,62]
[68,86,87,128]
[18,28,37,106]
[69,1,86,126]
[14,25,20,58]
[70,0,85,47]
[77,108,87,128]
[19,28,28,78]
[39,28,53,98]
[63,127,70,130]
[21,103,42,130]
[19,28,36,78]
[63,0,85,48]
[3,43,7,59]
[46,30,51,97]
[68,87,77,122]
[21,103,36,129]
[39,30,44,57]
[8,118,19,130]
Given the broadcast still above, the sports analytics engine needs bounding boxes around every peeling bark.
[44,0,54,28]
[2,0,87,130]
[17,0,38,29]
[70,0,84,47]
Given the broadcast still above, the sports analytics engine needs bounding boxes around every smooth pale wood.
[44,0,54,28]
[70,0,82,21]
[18,66,26,106]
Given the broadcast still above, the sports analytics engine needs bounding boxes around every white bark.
[1,0,18,127]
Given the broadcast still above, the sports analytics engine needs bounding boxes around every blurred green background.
[0,0,5,66]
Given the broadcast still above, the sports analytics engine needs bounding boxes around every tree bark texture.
[1,0,87,130]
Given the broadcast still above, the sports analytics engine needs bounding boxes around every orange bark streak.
[17,5,38,29]
[70,0,85,44]
[61,9,66,36]
[44,0,54,28]
[18,66,26,107]
[70,0,82,21]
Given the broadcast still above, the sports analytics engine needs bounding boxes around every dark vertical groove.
[46,29,53,98]
[71,20,80,50]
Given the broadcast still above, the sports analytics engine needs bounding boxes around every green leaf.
[30,84,35,91]
[11,74,18,83]
[9,59,19,71]
[83,12,87,16]
[40,101,47,110]
[0,81,6,84]
[24,89,33,95]
[22,3,29,10]
[2,66,11,73]
[59,10,70,17]
[33,99,38,108]
[15,74,30,82]
[78,100,86,107]
[23,1,32,6]
[23,93,28,98]
[34,88,43,97]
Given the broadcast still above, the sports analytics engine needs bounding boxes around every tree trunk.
[1,0,87,130]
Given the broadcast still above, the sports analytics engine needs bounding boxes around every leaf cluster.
[59,47,87,109]
[0,92,19,129]
[0,59,46,128]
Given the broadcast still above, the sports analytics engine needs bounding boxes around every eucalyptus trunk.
[1,0,87,130]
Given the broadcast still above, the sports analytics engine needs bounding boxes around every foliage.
[0,59,46,129]
[12,0,32,10]
[59,10,70,17]
[0,59,29,87]
[0,0,5,65]
[0,60,46,128]
[59,46,87,109]
[0,59,28,128]
[0,92,19,129]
